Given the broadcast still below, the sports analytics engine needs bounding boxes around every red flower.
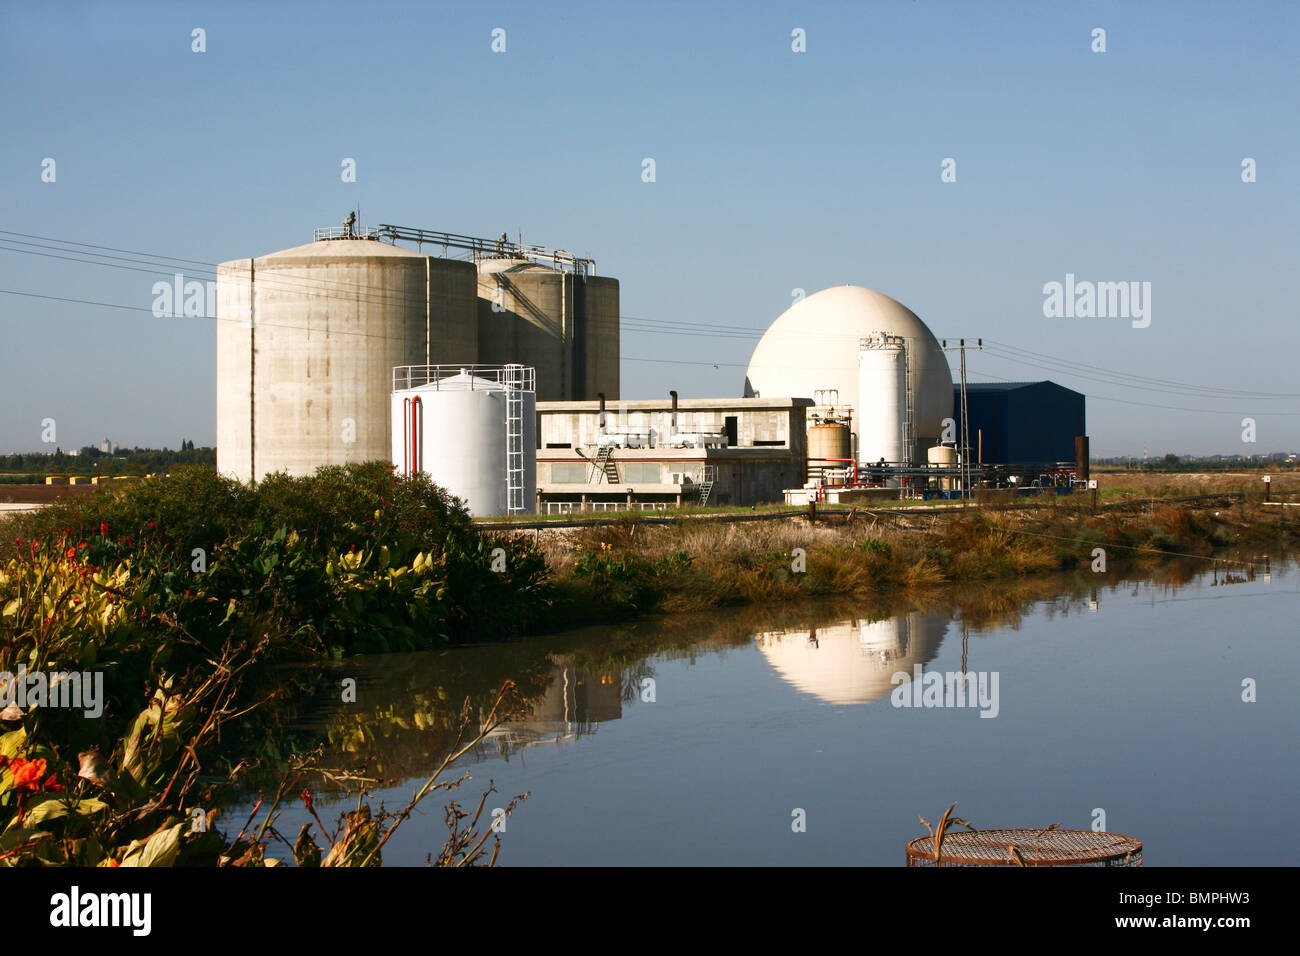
[148,521,155,528]
[7,757,50,792]
[301,788,314,813]
[99,523,109,535]
[65,548,77,559]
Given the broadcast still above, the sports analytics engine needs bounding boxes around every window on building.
[550,462,586,483]
[622,462,662,483]
[724,416,738,447]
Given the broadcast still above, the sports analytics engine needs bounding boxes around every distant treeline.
[0,444,216,481]
[1095,456,1296,472]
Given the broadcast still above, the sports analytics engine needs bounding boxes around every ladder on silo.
[504,365,526,514]
[901,339,915,466]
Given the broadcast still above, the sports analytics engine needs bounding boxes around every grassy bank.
[541,496,1294,624]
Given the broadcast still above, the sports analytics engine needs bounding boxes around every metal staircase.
[589,445,618,484]
[696,465,716,505]
[504,365,527,514]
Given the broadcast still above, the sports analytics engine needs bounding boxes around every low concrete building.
[536,396,811,510]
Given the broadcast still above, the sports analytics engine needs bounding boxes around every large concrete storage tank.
[390,365,537,517]
[216,238,478,483]
[744,286,952,464]
[476,258,619,401]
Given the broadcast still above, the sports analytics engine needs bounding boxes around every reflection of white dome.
[756,612,949,705]
[744,286,953,459]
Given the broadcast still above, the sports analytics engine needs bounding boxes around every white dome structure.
[744,286,953,464]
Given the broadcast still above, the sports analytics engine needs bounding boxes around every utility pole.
[942,338,983,497]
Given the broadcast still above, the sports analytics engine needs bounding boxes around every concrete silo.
[476,257,619,401]
[744,285,952,465]
[216,238,478,483]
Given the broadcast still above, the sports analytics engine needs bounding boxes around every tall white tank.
[857,333,907,465]
[390,366,537,517]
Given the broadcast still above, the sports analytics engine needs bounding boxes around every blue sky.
[1,0,1296,457]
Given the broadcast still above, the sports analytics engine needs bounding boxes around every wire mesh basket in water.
[905,828,1142,867]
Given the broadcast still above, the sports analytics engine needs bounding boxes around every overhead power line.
[1,230,1296,414]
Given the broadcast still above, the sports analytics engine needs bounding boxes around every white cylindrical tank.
[391,366,537,517]
[857,334,907,465]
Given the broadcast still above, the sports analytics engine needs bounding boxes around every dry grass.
[529,494,1297,628]
[1092,470,1296,501]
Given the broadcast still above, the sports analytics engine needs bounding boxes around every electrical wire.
[2,230,1297,416]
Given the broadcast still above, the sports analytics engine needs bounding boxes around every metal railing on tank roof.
[313,225,385,241]
[310,223,597,275]
[392,365,536,392]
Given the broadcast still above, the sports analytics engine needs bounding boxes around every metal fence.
[543,501,670,515]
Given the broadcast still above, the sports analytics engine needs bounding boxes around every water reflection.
[226,554,1297,865]
[755,612,950,705]
[260,557,1274,794]
[483,656,625,753]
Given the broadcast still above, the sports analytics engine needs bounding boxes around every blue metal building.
[956,381,1085,464]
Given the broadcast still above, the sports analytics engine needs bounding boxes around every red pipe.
[410,396,422,474]
[402,398,410,475]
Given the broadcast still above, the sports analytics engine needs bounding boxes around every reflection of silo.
[476,258,619,401]
[216,239,477,483]
[529,659,624,726]
[490,657,624,753]
[755,610,950,705]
